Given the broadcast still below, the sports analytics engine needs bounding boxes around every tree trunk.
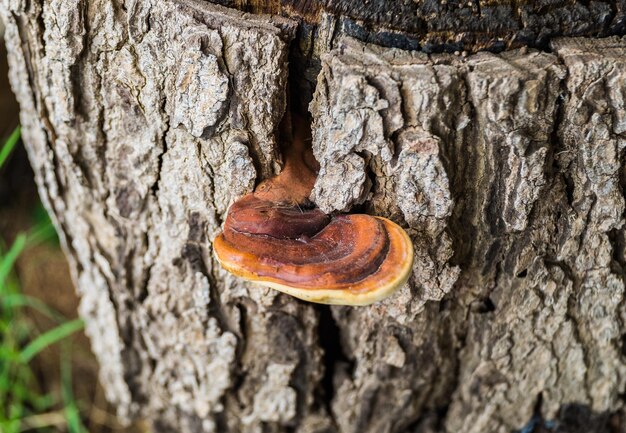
[2,0,626,432]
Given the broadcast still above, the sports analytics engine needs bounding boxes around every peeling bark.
[2,0,626,432]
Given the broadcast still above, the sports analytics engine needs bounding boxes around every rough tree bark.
[2,0,626,432]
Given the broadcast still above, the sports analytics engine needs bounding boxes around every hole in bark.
[517,269,528,278]
[439,298,452,312]
[563,173,575,206]
[608,228,626,269]
[470,297,495,314]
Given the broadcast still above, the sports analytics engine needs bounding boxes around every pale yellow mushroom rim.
[214,216,414,306]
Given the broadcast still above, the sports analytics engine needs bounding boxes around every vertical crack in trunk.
[316,305,352,428]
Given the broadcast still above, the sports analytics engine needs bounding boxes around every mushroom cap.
[226,194,330,239]
[213,114,414,305]
[214,202,414,305]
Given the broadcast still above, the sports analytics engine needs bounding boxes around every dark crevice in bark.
[92,54,108,196]
[448,62,484,270]
[233,302,249,361]
[182,240,237,336]
[564,288,592,403]
[287,32,315,121]
[264,310,315,429]
[470,296,496,314]
[68,0,88,118]
[611,12,626,34]
[435,300,468,432]
[562,172,575,207]
[603,1,619,35]
[288,21,321,116]
[544,53,570,223]
[97,230,151,410]
[545,79,563,172]
[137,232,152,303]
[123,246,136,297]
[212,411,230,433]
[68,63,85,120]
[316,305,350,428]
[14,13,68,203]
[338,18,422,52]
[151,94,170,197]
[608,228,626,271]
[182,239,242,431]
[543,258,579,288]
[121,332,150,407]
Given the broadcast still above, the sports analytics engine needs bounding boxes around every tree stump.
[2,0,626,432]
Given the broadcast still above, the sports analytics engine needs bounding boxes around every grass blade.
[26,221,57,247]
[61,346,87,433]
[18,319,84,363]
[0,126,21,169]
[1,293,68,323]
[0,234,27,289]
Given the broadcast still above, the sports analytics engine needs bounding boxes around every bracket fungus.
[213,116,414,306]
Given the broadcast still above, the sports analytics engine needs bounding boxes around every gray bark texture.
[2,0,626,432]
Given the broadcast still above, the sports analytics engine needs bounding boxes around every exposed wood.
[211,0,626,52]
[2,0,626,432]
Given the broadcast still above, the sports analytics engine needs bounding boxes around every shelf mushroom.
[213,116,414,306]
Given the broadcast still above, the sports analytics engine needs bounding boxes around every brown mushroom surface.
[213,116,414,305]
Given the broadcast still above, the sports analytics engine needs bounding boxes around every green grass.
[0,126,87,433]
[0,125,20,169]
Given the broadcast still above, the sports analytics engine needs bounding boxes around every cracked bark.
[2,0,626,432]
